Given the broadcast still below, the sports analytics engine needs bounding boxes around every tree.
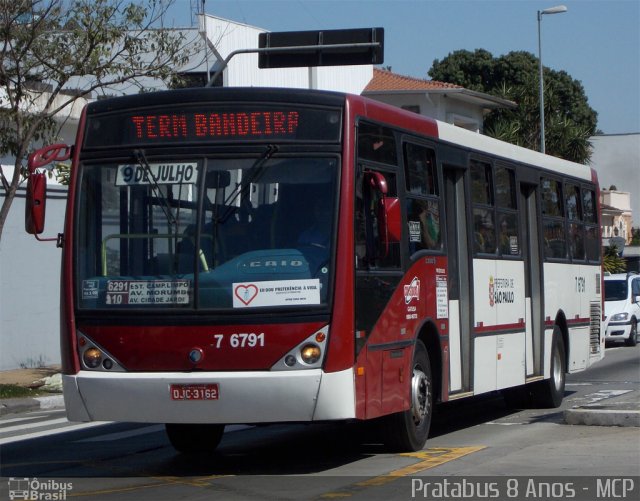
[603,245,626,274]
[0,0,199,242]
[428,49,597,163]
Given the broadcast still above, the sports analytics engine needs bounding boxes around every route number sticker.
[105,280,190,305]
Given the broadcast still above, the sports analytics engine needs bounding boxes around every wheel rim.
[411,365,429,426]
[552,348,563,392]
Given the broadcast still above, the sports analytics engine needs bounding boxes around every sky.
[166,0,640,135]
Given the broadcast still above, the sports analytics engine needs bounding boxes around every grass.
[0,384,45,399]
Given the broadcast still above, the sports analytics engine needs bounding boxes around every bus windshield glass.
[76,154,338,311]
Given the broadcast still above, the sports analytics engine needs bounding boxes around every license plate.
[170,384,219,401]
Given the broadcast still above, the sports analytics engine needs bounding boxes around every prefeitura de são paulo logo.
[8,478,72,500]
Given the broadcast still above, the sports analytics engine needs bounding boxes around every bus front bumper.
[62,368,355,424]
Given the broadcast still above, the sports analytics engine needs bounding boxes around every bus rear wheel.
[165,423,225,453]
[532,327,566,408]
[382,340,432,452]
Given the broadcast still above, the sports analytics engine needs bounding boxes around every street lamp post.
[537,5,567,154]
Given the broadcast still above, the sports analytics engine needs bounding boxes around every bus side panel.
[543,262,601,372]
[324,98,357,374]
[356,257,448,420]
[447,299,463,393]
[472,258,527,394]
[61,107,88,376]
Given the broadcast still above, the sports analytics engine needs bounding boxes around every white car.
[604,272,640,346]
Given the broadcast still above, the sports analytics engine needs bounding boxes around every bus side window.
[470,160,496,255]
[582,189,600,262]
[566,184,585,261]
[404,142,441,253]
[355,166,400,269]
[495,165,519,257]
[473,208,496,254]
[541,177,567,260]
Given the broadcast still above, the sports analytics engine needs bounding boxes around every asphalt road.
[0,345,638,501]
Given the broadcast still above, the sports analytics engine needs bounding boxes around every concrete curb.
[564,406,640,427]
[0,394,64,416]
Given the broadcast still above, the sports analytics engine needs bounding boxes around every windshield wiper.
[133,149,177,227]
[219,144,279,223]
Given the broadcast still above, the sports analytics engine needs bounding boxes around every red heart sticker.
[234,284,258,305]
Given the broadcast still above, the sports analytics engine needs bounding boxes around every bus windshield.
[76,154,338,311]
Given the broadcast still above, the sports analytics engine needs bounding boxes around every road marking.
[0,414,48,426]
[68,447,486,498]
[0,417,69,434]
[67,476,233,498]
[319,446,486,498]
[0,421,108,445]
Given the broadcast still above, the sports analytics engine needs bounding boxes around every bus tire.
[165,423,225,453]
[532,327,566,408]
[382,340,432,452]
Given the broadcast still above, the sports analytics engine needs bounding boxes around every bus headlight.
[77,332,125,371]
[83,347,102,368]
[301,344,321,364]
[271,325,329,371]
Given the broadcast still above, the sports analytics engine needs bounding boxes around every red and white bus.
[27,86,604,452]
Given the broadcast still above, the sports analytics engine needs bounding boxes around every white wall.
[0,183,67,370]
[202,14,372,94]
[362,91,484,132]
[590,133,640,226]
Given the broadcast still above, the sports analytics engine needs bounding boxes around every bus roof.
[85,87,594,183]
[344,92,594,183]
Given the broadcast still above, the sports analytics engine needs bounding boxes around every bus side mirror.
[381,196,401,241]
[365,170,401,258]
[25,172,47,234]
[28,143,72,170]
[377,196,400,257]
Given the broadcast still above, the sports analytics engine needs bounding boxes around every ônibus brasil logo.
[404,277,420,304]
[8,478,73,500]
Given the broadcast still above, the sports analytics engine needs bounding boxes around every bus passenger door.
[520,183,543,377]
[443,166,472,395]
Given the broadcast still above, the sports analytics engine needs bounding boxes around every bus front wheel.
[165,423,225,453]
[382,340,432,452]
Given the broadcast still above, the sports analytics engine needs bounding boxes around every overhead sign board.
[258,27,384,69]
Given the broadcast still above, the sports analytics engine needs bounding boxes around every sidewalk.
[0,367,64,416]
[564,389,640,427]
[1,368,639,426]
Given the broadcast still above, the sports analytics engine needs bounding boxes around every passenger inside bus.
[407,199,440,252]
[474,212,496,254]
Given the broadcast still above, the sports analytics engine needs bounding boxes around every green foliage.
[0,0,200,240]
[428,49,597,164]
[0,384,44,398]
[603,245,627,274]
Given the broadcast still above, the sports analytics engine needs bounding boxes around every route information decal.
[105,280,190,305]
[233,279,320,308]
[115,162,198,186]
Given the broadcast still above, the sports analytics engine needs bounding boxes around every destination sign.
[115,162,198,186]
[84,105,342,147]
